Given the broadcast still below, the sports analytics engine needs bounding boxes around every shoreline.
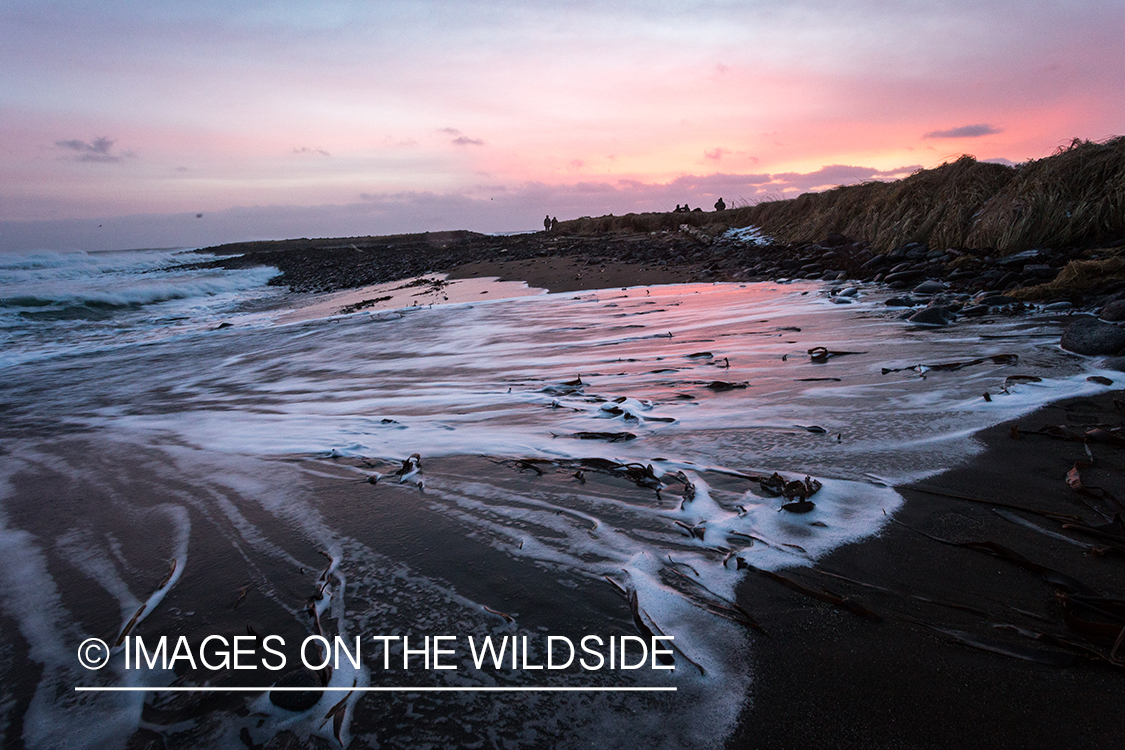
[189,224,1125,365]
[728,388,1125,749]
[190,223,1125,316]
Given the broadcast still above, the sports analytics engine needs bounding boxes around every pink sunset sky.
[2,0,1123,251]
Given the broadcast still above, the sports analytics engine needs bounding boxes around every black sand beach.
[731,390,1125,750]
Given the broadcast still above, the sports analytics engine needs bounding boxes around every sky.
[2,0,1123,251]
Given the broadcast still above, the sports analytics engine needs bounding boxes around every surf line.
[75,686,676,692]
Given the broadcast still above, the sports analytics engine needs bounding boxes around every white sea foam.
[0,460,171,750]
[722,225,772,246]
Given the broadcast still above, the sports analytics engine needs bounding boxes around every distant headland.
[193,136,1125,307]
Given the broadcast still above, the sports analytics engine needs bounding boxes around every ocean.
[0,246,1113,749]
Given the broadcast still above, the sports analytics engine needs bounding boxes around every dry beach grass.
[559,135,1125,258]
[1011,252,1125,303]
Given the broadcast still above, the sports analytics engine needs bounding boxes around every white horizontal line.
[75,686,676,693]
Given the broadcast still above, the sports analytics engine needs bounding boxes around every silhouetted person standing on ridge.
[714,197,726,211]
[544,215,551,232]
[550,217,558,232]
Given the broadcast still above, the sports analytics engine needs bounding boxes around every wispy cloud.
[924,124,1001,139]
[292,146,330,156]
[440,127,484,146]
[704,147,730,161]
[54,137,130,163]
[384,136,418,148]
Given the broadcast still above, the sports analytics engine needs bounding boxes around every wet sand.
[272,254,701,323]
[448,256,700,293]
[277,274,545,323]
[2,442,746,748]
[729,389,1125,750]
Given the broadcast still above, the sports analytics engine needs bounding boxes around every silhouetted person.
[714,197,726,211]
[550,217,558,232]
[674,204,682,212]
[544,215,551,232]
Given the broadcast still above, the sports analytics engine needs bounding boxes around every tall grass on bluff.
[728,157,1015,253]
[557,136,1125,256]
[965,137,1125,252]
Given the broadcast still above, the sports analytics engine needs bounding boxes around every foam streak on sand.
[0,473,191,749]
[278,273,545,323]
[0,264,1118,748]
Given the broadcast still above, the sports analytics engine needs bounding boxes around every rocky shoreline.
[190,222,1125,359]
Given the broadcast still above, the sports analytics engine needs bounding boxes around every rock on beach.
[1060,316,1125,355]
[1100,299,1125,321]
[907,306,955,325]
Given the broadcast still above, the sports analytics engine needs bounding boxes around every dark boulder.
[1101,356,1125,373]
[1100,300,1125,322]
[996,248,1042,266]
[908,306,955,325]
[1023,264,1056,279]
[912,280,945,295]
[995,272,1020,290]
[884,270,926,285]
[269,670,321,712]
[1060,317,1125,356]
[976,294,1018,307]
[885,296,918,307]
